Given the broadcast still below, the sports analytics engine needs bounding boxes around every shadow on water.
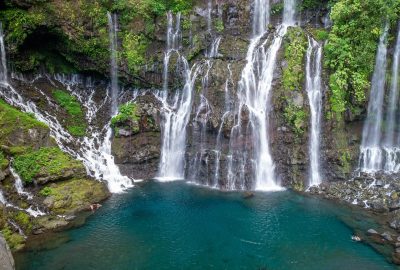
[15,180,398,270]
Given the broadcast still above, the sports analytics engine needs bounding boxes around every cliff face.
[106,0,357,189]
[1,0,398,189]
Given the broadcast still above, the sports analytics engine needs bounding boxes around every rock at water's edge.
[0,234,14,270]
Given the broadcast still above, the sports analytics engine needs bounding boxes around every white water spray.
[107,12,119,114]
[305,37,323,186]
[0,22,7,83]
[359,25,389,173]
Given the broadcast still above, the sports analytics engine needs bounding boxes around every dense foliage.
[0,0,193,76]
[325,0,400,119]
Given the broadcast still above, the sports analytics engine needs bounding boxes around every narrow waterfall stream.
[383,23,400,172]
[0,22,7,83]
[157,12,202,180]
[107,12,120,114]
[359,25,389,173]
[306,37,323,186]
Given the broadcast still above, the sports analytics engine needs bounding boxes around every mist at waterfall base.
[16,182,394,270]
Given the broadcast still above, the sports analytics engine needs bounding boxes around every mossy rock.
[41,178,109,215]
[13,147,86,184]
[0,99,51,151]
[1,227,25,251]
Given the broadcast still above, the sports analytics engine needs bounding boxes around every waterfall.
[253,0,270,36]
[163,11,181,92]
[0,190,5,205]
[383,23,400,172]
[207,36,221,58]
[157,12,202,180]
[157,59,201,180]
[306,37,323,186]
[359,25,389,173]
[0,22,7,83]
[227,0,296,191]
[10,165,33,199]
[107,12,119,114]
[207,0,212,33]
[52,75,133,193]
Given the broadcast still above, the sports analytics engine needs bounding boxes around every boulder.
[0,234,14,270]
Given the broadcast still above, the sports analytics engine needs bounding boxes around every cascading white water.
[207,0,212,33]
[0,22,7,83]
[163,11,181,92]
[253,0,270,36]
[10,165,33,199]
[157,60,201,180]
[157,12,202,180]
[207,36,221,58]
[52,75,133,193]
[359,25,389,173]
[228,0,297,191]
[383,23,400,172]
[0,190,6,205]
[107,12,119,114]
[306,37,323,186]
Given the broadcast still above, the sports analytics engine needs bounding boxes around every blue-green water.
[16,181,396,270]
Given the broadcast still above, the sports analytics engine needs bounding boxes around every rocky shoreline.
[309,175,400,266]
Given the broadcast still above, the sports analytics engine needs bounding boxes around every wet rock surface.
[0,234,14,270]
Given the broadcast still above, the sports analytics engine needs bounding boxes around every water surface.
[16,181,395,270]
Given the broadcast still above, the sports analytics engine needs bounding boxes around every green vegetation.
[13,211,32,233]
[283,27,308,92]
[53,90,86,136]
[271,3,284,15]
[0,0,194,76]
[325,0,400,119]
[111,102,140,133]
[1,227,25,251]
[13,147,84,184]
[284,104,308,136]
[0,99,47,147]
[122,33,148,73]
[0,151,8,170]
[282,27,308,136]
[215,19,224,33]
[39,186,53,196]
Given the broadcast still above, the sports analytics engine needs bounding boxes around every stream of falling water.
[306,37,323,186]
[107,12,119,114]
[383,23,400,172]
[359,25,389,173]
[227,0,297,191]
[157,12,202,181]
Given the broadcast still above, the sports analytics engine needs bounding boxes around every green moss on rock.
[0,151,8,170]
[52,90,87,136]
[1,227,25,251]
[43,178,109,214]
[14,147,85,184]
